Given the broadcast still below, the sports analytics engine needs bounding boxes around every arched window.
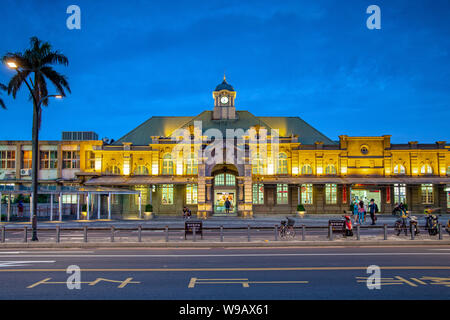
[277,153,288,174]
[105,165,121,175]
[393,164,406,174]
[420,164,433,175]
[162,154,173,175]
[185,153,198,175]
[134,165,149,175]
[214,173,235,186]
[325,164,337,175]
[252,153,264,175]
[301,164,313,175]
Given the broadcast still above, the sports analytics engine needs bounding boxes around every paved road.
[0,245,449,299]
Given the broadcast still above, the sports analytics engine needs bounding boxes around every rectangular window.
[225,174,235,186]
[421,184,433,204]
[0,151,15,169]
[301,184,313,205]
[325,184,337,204]
[215,174,225,186]
[62,194,77,204]
[447,191,450,209]
[86,151,95,169]
[40,151,58,169]
[394,184,407,204]
[277,184,289,204]
[253,184,264,204]
[186,184,198,204]
[63,151,80,169]
[161,184,174,205]
[134,185,148,206]
[22,151,32,169]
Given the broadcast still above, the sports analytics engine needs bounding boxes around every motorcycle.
[426,214,439,236]
[409,216,420,236]
[344,215,353,237]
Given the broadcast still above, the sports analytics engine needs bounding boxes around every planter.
[297,211,306,217]
[144,211,153,220]
[80,211,87,220]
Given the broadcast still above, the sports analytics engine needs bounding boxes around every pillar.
[0,192,2,222]
[87,193,90,220]
[97,194,101,219]
[58,193,62,221]
[108,193,111,220]
[138,192,142,219]
[7,195,10,222]
[29,195,33,222]
[76,194,80,220]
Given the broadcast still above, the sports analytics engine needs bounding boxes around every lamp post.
[6,61,63,241]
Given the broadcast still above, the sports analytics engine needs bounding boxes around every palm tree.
[0,83,6,109]
[2,37,70,241]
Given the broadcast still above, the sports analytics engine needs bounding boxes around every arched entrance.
[211,164,238,215]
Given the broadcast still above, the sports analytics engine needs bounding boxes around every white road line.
[0,251,94,254]
[0,261,55,267]
[0,252,448,258]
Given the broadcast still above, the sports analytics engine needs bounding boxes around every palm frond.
[41,67,71,96]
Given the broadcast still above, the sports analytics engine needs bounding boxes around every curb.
[1,240,449,248]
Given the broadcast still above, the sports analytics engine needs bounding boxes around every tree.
[2,37,70,241]
[0,83,6,109]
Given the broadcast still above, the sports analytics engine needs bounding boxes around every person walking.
[368,199,379,225]
[357,200,365,225]
[352,200,359,224]
[18,199,24,218]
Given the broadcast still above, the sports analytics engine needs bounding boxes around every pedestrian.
[368,199,379,225]
[182,206,191,219]
[352,200,359,224]
[18,199,24,218]
[357,200,365,224]
[225,198,231,214]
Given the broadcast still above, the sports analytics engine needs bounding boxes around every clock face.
[220,96,229,104]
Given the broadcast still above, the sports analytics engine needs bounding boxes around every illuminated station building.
[0,77,449,218]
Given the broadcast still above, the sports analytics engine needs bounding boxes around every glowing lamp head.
[6,61,18,69]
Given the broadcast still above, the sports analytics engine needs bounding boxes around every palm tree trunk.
[31,99,39,241]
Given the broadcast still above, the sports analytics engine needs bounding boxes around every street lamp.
[5,60,64,241]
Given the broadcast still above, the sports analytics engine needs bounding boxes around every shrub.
[81,204,87,212]
[145,204,153,212]
[297,204,306,212]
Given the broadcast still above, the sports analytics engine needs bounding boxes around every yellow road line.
[0,266,449,272]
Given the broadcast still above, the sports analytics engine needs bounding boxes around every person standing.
[357,200,365,225]
[225,198,231,214]
[368,199,379,225]
[18,199,24,218]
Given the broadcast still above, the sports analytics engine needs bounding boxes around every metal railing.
[0,223,447,243]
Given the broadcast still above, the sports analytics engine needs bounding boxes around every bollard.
[56,226,60,243]
[1,226,5,243]
[274,225,278,241]
[384,224,387,240]
[220,226,223,242]
[329,225,333,241]
[111,226,115,242]
[247,225,251,242]
[410,225,415,240]
[357,224,360,240]
[438,223,442,240]
[138,225,142,242]
[165,226,169,242]
[302,225,306,241]
[23,226,28,243]
[193,226,196,242]
[83,226,88,243]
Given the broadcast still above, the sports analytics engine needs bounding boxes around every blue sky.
[0,0,449,143]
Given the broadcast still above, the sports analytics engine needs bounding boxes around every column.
[50,194,53,221]
[97,194,101,219]
[0,192,2,222]
[29,195,33,222]
[7,195,11,222]
[76,194,80,220]
[138,192,142,219]
[87,193,90,220]
[107,193,111,220]
[58,193,62,221]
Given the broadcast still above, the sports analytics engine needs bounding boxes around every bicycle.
[279,217,296,240]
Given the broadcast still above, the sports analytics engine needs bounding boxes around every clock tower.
[213,75,236,120]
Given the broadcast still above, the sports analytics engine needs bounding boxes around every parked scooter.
[409,216,419,236]
[344,215,353,237]
[426,214,439,236]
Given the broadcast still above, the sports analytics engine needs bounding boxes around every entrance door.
[214,190,235,214]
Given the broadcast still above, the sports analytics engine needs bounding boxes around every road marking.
[27,277,140,289]
[188,277,309,288]
[0,266,449,272]
[0,252,448,258]
[0,261,55,268]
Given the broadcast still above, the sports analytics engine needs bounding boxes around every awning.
[255,176,450,185]
[84,176,198,186]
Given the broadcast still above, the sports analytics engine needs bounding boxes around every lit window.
[421,184,433,204]
[277,153,288,174]
[161,184,174,205]
[253,184,264,204]
[420,164,433,175]
[325,164,337,175]
[225,174,235,186]
[40,151,57,169]
[186,153,198,175]
[301,184,313,204]
[134,185,148,205]
[134,165,149,175]
[162,154,174,175]
[252,153,264,175]
[301,164,313,175]
[394,184,406,204]
[62,194,77,204]
[215,174,225,186]
[394,164,406,174]
[105,166,121,175]
[215,173,235,186]
[86,151,95,169]
[63,151,80,169]
[325,184,337,204]
[22,151,32,169]
[186,184,198,204]
[0,151,16,169]
[277,184,288,204]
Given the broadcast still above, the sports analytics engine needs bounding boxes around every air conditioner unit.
[20,169,31,176]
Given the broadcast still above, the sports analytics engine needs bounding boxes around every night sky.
[0,0,449,143]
